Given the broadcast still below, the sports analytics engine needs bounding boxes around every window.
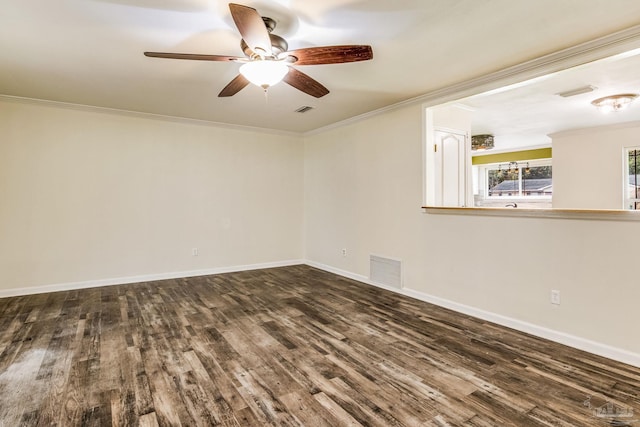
[473,159,552,208]
[626,147,640,210]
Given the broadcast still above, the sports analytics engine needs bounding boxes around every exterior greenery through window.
[473,158,552,208]
[488,164,552,197]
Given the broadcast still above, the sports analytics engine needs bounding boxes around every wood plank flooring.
[1,265,638,426]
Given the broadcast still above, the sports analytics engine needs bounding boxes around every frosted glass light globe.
[239,60,289,89]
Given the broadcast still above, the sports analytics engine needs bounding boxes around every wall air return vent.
[370,255,402,289]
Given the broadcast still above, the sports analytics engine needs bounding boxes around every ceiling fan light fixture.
[239,60,289,89]
[144,3,373,98]
[591,93,639,113]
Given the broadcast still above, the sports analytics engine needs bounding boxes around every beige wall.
[0,99,304,290]
[552,121,640,209]
[304,104,640,357]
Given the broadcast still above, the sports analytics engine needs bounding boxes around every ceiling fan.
[144,3,373,98]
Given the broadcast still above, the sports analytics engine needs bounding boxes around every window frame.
[625,146,640,210]
[481,158,553,201]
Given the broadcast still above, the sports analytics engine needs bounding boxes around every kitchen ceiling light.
[471,134,495,151]
[591,93,639,113]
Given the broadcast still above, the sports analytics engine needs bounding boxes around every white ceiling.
[447,49,640,151]
[3,0,640,133]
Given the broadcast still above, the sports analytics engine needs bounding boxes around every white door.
[433,130,468,207]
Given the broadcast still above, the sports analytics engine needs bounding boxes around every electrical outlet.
[192,248,199,256]
[341,248,347,257]
[550,290,561,305]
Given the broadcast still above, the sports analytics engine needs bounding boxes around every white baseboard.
[304,260,640,368]
[304,260,371,284]
[0,259,304,298]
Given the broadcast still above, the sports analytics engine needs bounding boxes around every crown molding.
[5,24,640,140]
[0,94,302,138]
[305,23,640,137]
[548,119,640,138]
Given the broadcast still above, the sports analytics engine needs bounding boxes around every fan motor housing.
[240,17,288,58]
[241,34,288,57]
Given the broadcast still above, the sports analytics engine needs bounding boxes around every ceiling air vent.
[556,85,596,98]
[295,106,314,113]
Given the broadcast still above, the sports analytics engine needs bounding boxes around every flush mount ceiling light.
[471,134,495,151]
[239,60,289,90]
[591,93,639,113]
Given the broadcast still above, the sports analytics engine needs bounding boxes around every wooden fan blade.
[285,45,373,65]
[283,68,329,98]
[144,52,241,62]
[229,3,272,56]
[218,74,250,97]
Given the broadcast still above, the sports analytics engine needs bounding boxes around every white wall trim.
[305,24,640,136]
[304,260,371,284]
[423,206,640,222]
[5,25,640,138]
[304,260,640,368]
[0,260,304,298]
[0,95,302,138]
[549,119,640,138]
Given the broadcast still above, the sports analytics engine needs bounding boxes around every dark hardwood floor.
[0,265,638,426]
